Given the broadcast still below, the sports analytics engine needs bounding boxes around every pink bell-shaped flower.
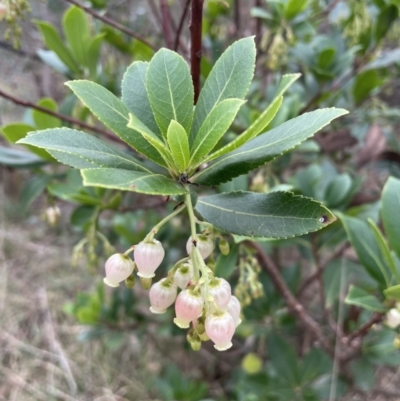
[174,289,204,328]
[103,253,134,287]
[205,312,236,351]
[149,278,177,314]
[174,262,194,289]
[186,235,213,259]
[205,278,232,310]
[227,295,242,327]
[134,239,165,278]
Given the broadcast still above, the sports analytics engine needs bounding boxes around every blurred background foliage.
[1,0,400,400]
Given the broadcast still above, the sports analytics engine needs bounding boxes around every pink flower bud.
[103,253,134,287]
[227,295,242,327]
[134,239,165,278]
[174,262,194,289]
[205,312,236,351]
[174,290,204,328]
[0,4,7,21]
[186,235,213,259]
[204,278,231,310]
[149,278,177,314]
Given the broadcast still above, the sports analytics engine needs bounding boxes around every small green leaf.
[381,177,400,261]
[146,49,194,137]
[190,37,256,145]
[81,168,187,196]
[17,128,150,171]
[194,108,348,186]
[324,174,352,207]
[63,6,90,68]
[121,61,161,138]
[353,70,382,104]
[195,191,335,239]
[32,98,61,130]
[375,5,399,43]
[345,285,388,312]
[384,284,400,301]
[285,0,308,19]
[0,146,46,168]
[66,80,167,167]
[206,74,300,161]
[189,99,244,167]
[167,120,190,173]
[35,20,80,74]
[87,33,105,78]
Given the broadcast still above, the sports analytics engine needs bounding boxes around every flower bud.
[103,253,134,287]
[186,235,213,259]
[125,274,136,289]
[205,312,236,351]
[219,239,230,255]
[174,262,194,289]
[227,295,242,327]
[140,277,152,290]
[193,316,210,341]
[204,278,231,310]
[174,290,204,328]
[386,308,400,329]
[45,206,61,226]
[187,328,202,351]
[149,278,177,314]
[134,239,165,278]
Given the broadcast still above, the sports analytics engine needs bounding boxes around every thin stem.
[64,0,156,50]
[185,191,198,241]
[233,0,241,38]
[160,0,173,49]
[174,0,191,51]
[190,0,204,104]
[0,88,118,141]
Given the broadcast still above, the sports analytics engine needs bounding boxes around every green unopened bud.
[394,336,400,349]
[207,260,216,271]
[187,328,201,351]
[125,274,136,289]
[140,277,152,290]
[242,353,263,374]
[194,317,206,335]
[219,239,230,255]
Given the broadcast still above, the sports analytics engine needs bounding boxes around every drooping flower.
[186,235,213,259]
[103,253,135,287]
[205,312,236,351]
[227,295,242,327]
[149,278,177,314]
[174,261,194,289]
[174,289,204,328]
[134,239,165,278]
[205,278,232,310]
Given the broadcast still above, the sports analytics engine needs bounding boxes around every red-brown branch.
[174,0,191,51]
[190,0,204,104]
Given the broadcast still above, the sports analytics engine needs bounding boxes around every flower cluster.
[103,231,242,351]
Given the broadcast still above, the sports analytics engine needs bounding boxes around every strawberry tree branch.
[63,0,156,50]
[174,0,191,51]
[190,0,204,104]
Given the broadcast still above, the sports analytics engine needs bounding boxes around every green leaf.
[345,285,388,312]
[193,108,348,186]
[339,214,389,286]
[0,146,46,168]
[350,358,375,392]
[381,177,400,261]
[363,48,400,71]
[353,70,382,104]
[146,49,194,137]
[32,98,61,130]
[20,175,52,211]
[35,20,80,74]
[375,5,399,43]
[167,120,190,173]
[81,168,187,196]
[1,123,54,161]
[190,37,256,145]
[195,191,335,239]
[87,33,105,78]
[121,61,161,138]
[65,80,167,167]
[17,128,150,171]
[383,284,400,301]
[206,74,300,161]
[63,6,90,68]
[324,174,352,207]
[189,99,244,167]
[285,0,308,19]
[127,112,173,167]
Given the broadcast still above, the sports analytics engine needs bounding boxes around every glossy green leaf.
[381,177,400,261]
[81,168,187,196]
[87,33,105,77]
[353,70,382,104]
[190,37,256,144]
[35,21,80,74]
[1,123,54,161]
[66,80,166,167]
[63,6,90,68]
[0,146,46,168]
[345,285,388,312]
[167,120,190,173]
[285,0,308,19]
[194,108,348,186]
[146,49,194,136]
[206,74,300,161]
[324,174,352,207]
[32,98,61,130]
[375,5,399,43]
[339,214,389,286]
[121,61,161,138]
[190,99,244,167]
[383,284,400,301]
[195,191,335,239]
[17,128,150,171]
